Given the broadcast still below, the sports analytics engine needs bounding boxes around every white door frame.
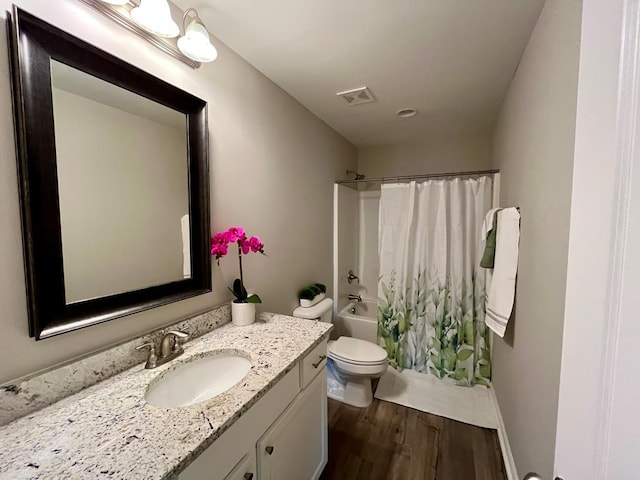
[554,0,639,478]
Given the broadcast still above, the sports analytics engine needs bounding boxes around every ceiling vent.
[336,87,376,106]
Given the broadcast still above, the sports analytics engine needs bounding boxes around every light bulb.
[130,0,179,38]
[177,18,217,63]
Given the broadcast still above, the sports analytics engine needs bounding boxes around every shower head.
[346,170,366,180]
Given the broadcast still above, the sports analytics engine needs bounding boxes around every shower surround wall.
[334,185,359,314]
[334,186,380,312]
[357,191,380,301]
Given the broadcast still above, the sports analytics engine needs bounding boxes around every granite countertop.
[0,313,331,480]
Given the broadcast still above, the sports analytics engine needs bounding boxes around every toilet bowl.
[326,337,388,407]
[292,298,388,408]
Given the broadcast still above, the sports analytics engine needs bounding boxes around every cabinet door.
[224,451,257,480]
[257,370,327,480]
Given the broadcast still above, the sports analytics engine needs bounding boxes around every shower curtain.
[377,176,493,386]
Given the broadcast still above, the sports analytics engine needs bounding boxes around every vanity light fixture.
[131,0,180,38]
[177,9,218,63]
[82,0,218,68]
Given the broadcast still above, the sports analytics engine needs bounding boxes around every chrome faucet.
[348,294,362,302]
[136,330,189,369]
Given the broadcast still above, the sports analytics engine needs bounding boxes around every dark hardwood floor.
[320,398,507,480]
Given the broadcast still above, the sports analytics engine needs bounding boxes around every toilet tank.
[292,298,334,323]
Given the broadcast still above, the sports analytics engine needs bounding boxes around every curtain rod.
[335,168,499,184]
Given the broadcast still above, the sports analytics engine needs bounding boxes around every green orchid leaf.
[232,278,247,299]
[246,294,262,303]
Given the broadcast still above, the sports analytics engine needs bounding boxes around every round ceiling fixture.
[397,108,418,118]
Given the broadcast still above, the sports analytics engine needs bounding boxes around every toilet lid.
[328,337,388,365]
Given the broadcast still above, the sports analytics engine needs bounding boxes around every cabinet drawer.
[300,339,327,389]
[224,451,257,480]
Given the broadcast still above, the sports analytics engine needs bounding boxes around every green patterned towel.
[480,209,501,268]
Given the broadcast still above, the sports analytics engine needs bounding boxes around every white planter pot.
[231,301,256,326]
[299,292,325,308]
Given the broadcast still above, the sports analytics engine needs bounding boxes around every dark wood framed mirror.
[7,6,211,340]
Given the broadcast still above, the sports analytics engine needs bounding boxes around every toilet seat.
[328,337,388,376]
[330,352,386,366]
[328,337,387,364]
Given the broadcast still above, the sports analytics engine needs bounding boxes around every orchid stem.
[238,241,244,296]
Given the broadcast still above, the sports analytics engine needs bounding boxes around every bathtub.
[335,300,378,344]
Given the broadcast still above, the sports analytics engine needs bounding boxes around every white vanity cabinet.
[179,339,328,480]
[257,372,327,480]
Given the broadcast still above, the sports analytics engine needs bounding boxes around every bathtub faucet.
[348,294,362,302]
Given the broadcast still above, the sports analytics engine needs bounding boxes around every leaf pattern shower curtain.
[377,177,493,386]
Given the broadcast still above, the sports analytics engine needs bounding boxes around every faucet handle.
[136,342,158,369]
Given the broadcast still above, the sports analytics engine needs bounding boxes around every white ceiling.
[180,0,545,147]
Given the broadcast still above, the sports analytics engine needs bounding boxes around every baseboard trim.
[488,384,519,480]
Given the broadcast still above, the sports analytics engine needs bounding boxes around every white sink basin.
[144,353,252,408]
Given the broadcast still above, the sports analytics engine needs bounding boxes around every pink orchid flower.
[211,232,228,247]
[210,226,266,303]
[225,227,246,243]
[239,238,251,255]
[248,236,264,253]
[210,243,228,259]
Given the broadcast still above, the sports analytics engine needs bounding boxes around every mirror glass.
[50,60,191,304]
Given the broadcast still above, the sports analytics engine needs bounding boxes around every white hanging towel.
[485,207,520,337]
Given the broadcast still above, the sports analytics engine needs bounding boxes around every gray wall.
[357,132,491,178]
[489,0,582,477]
[0,1,356,383]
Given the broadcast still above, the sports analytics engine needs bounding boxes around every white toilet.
[293,298,388,408]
